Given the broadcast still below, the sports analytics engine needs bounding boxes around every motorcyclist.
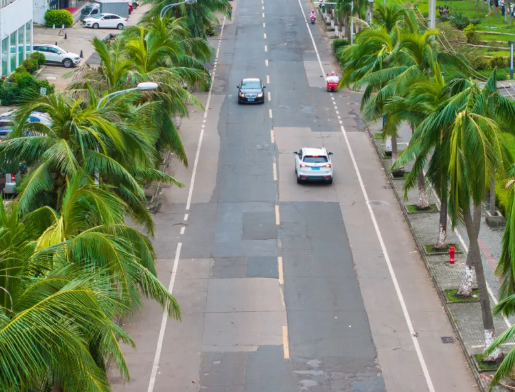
[309,9,317,20]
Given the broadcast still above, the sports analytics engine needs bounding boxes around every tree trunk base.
[456,265,476,297]
[392,166,404,177]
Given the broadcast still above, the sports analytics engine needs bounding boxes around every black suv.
[237,78,266,104]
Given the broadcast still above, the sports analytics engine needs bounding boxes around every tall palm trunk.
[416,171,430,210]
[344,14,351,40]
[490,175,496,216]
[434,181,448,249]
[456,203,481,297]
[463,204,504,362]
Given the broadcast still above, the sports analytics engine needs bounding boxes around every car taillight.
[325,164,331,168]
[125,18,128,21]
[300,164,307,167]
[10,174,15,182]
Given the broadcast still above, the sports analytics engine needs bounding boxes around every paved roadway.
[110,0,478,390]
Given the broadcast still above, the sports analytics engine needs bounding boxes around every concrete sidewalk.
[369,121,514,392]
[34,4,151,91]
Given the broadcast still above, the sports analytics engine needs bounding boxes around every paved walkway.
[372,121,514,392]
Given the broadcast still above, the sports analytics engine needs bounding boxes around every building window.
[9,32,16,72]
[1,38,7,77]
[25,21,32,57]
[18,25,25,66]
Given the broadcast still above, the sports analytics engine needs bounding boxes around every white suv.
[294,147,334,184]
[33,44,81,68]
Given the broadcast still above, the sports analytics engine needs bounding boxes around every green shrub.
[491,56,506,68]
[0,72,55,105]
[451,12,470,30]
[205,23,215,36]
[21,58,37,74]
[44,9,73,28]
[470,18,482,26]
[333,38,349,53]
[28,52,46,67]
[464,23,481,44]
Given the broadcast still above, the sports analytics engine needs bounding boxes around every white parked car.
[33,44,81,68]
[83,13,128,30]
[293,147,334,184]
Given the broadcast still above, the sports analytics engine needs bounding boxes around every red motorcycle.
[310,15,316,24]
[326,73,339,92]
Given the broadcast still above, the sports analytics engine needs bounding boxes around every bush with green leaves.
[464,23,481,44]
[28,52,46,67]
[490,56,506,68]
[333,38,349,53]
[451,11,471,30]
[44,9,73,28]
[0,71,54,105]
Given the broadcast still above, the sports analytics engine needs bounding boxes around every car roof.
[242,78,261,82]
[34,44,60,48]
[302,147,327,156]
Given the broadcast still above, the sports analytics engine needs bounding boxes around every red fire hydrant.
[449,245,455,265]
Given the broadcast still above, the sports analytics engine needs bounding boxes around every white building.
[0,0,33,76]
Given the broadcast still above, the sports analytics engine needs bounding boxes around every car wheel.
[117,23,124,30]
[62,58,72,68]
[297,176,302,184]
[93,23,99,29]
[327,178,333,185]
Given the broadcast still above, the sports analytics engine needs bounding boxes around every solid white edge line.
[185,17,226,211]
[147,242,182,392]
[295,0,436,390]
[269,109,273,118]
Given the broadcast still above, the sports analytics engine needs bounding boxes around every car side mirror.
[237,85,240,88]
[293,151,298,155]
[328,152,333,155]
[263,85,266,88]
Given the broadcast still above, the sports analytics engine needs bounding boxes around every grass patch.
[475,353,502,371]
[446,289,479,303]
[373,133,384,139]
[424,243,462,255]
[406,204,439,213]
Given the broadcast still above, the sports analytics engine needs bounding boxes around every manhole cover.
[369,200,389,206]
[441,337,455,344]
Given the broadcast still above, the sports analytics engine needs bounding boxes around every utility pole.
[429,0,436,28]
[368,0,374,23]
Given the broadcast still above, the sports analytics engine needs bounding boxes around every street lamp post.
[160,0,197,19]
[96,82,159,109]
[95,82,158,184]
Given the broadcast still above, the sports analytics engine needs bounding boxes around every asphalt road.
[110,0,478,390]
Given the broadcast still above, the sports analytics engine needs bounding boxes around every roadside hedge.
[333,38,349,54]
[44,9,74,28]
[0,67,54,106]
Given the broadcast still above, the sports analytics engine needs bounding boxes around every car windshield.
[81,5,93,14]
[241,81,261,89]
[303,155,328,163]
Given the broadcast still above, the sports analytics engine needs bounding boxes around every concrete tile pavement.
[33,4,151,92]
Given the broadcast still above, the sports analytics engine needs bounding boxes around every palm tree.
[421,74,515,362]
[143,0,230,38]
[0,92,177,234]
[0,198,131,392]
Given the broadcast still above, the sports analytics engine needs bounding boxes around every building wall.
[0,0,34,76]
[33,0,48,25]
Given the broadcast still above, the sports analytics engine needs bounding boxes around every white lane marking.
[147,242,182,392]
[337,116,341,120]
[263,22,266,27]
[180,227,185,235]
[267,75,270,84]
[269,109,273,119]
[275,205,280,225]
[262,12,265,17]
[271,129,275,143]
[282,326,290,358]
[265,59,269,66]
[268,91,271,101]
[336,111,339,115]
[184,213,189,221]
[273,162,278,181]
[264,33,267,39]
[278,256,284,284]
[185,17,226,209]
[265,45,268,52]
[262,5,264,9]
[296,0,436,391]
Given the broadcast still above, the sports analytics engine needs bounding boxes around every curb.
[364,126,495,392]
